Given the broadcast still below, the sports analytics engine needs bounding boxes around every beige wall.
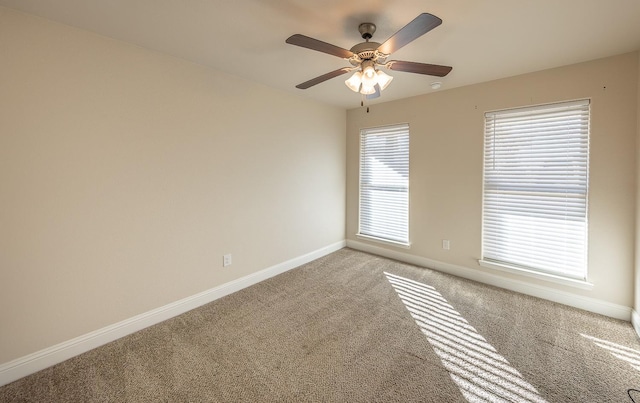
[0,8,346,363]
[636,50,640,315]
[347,52,639,308]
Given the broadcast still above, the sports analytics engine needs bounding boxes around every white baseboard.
[347,240,632,321]
[632,309,640,340]
[0,240,346,388]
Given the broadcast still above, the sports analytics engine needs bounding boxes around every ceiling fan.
[285,13,452,100]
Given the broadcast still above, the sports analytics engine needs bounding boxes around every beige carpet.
[1,248,639,402]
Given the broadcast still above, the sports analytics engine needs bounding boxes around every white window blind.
[482,99,590,280]
[359,124,409,245]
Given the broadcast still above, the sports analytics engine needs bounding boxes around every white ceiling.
[2,0,640,109]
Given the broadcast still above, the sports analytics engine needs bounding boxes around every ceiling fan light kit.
[345,59,394,95]
[285,13,453,103]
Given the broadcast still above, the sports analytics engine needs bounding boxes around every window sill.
[478,259,593,290]
[356,234,411,249]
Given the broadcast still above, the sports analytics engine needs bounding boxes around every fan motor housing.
[350,41,381,57]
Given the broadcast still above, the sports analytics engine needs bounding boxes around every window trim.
[478,259,593,290]
[356,233,411,249]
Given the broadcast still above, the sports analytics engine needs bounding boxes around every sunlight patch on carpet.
[385,272,547,403]
[581,334,640,371]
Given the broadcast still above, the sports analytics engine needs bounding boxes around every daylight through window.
[358,123,410,246]
[481,100,590,280]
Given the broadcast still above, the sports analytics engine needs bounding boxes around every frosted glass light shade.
[361,68,377,88]
[344,71,362,92]
[360,84,377,95]
[376,70,394,91]
[362,65,376,79]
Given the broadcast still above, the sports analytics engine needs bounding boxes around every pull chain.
[361,95,370,113]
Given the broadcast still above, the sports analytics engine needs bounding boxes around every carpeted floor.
[1,248,639,402]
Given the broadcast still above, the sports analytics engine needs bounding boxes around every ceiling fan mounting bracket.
[358,23,376,40]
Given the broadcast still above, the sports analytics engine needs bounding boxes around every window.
[358,123,410,246]
[481,99,590,281]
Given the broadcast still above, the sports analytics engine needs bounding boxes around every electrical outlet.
[442,240,450,250]
[223,254,232,267]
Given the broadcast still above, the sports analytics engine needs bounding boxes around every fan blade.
[295,67,352,89]
[387,60,452,77]
[377,13,442,55]
[286,34,354,59]
[366,84,381,99]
